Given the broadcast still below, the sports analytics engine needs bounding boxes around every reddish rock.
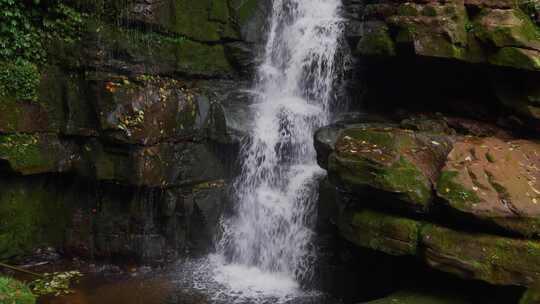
[437,136,540,237]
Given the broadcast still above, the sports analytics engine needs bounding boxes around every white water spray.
[214,0,344,297]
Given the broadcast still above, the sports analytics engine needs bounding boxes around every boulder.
[337,209,540,287]
[421,224,540,286]
[339,209,420,256]
[353,0,540,71]
[436,137,540,237]
[327,125,452,211]
[474,9,540,52]
[90,74,202,145]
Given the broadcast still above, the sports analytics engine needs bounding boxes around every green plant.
[0,60,40,101]
[465,21,475,33]
[0,0,84,64]
[0,276,36,304]
[0,0,83,102]
[29,271,82,296]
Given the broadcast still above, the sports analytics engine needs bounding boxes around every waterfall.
[216,0,344,290]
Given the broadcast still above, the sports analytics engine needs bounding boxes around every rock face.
[0,0,262,262]
[321,3,540,291]
[347,0,540,129]
[327,124,452,212]
[316,118,540,288]
[437,137,540,237]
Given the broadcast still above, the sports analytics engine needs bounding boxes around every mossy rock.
[0,134,77,175]
[82,21,233,77]
[489,47,540,70]
[231,0,259,27]
[0,277,36,304]
[521,288,540,304]
[474,8,540,51]
[0,177,71,260]
[436,137,540,237]
[362,289,471,304]
[388,2,470,60]
[421,224,540,286]
[339,209,421,256]
[356,21,396,56]
[328,126,451,211]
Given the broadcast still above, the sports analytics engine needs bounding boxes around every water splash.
[215,0,345,293]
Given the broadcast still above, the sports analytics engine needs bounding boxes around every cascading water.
[212,0,345,298]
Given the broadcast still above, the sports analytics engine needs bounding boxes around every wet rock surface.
[0,0,261,263]
[316,115,540,288]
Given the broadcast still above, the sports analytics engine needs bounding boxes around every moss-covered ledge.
[338,209,540,287]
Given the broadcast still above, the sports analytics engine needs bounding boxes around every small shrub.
[0,60,40,102]
[0,276,36,304]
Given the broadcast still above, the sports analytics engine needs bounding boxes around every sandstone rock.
[474,9,540,52]
[339,209,420,256]
[436,137,540,237]
[421,224,540,286]
[336,208,540,287]
[327,125,452,211]
[353,0,540,72]
[387,1,470,60]
[91,74,201,145]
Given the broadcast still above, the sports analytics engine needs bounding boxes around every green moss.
[171,0,226,41]
[422,6,438,17]
[234,0,258,26]
[177,40,233,75]
[437,170,480,207]
[356,23,397,56]
[0,178,70,260]
[332,128,432,208]
[489,47,540,70]
[91,22,233,76]
[474,9,540,49]
[210,0,230,23]
[376,157,432,206]
[398,3,420,16]
[421,224,540,285]
[0,134,45,174]
[345,210,421,256]
[0,277,36,304]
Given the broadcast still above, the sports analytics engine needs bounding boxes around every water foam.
[215,0,345,297]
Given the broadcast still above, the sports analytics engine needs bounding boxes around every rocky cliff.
[0,0,263,263]
[316,0,540,300]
